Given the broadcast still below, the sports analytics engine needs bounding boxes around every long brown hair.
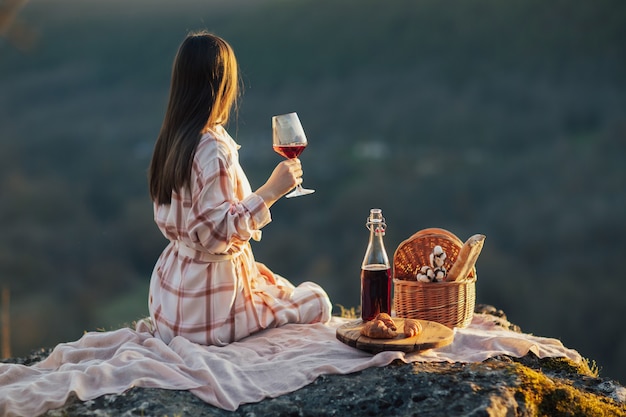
[148,31,240,204]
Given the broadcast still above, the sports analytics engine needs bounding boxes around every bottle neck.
[362,220,389,268]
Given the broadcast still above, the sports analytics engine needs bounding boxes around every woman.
[147,31,331,346]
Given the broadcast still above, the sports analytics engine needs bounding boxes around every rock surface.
[4,306,626,417]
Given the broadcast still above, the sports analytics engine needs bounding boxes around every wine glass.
[272,112,315,198]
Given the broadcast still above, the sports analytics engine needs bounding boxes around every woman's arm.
[187,156,270,253]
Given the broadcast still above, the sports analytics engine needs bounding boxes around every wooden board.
[336,318,454,354]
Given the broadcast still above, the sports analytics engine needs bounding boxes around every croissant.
[374,313,396,331]
[403,319,422,338]
[361,313,398,339]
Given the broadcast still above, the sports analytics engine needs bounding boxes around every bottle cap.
[366,209,386,234]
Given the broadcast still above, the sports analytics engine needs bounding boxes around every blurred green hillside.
[1,0,625,383]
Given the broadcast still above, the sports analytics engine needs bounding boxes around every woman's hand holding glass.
[255,158,304,207]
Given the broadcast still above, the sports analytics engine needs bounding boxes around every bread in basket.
[393,228,479,328]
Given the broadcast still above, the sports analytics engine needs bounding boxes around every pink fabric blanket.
[0,314,581,417]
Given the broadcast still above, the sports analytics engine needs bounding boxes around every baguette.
[445,234,485,282]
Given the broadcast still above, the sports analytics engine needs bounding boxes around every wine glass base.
[285,187,315,198]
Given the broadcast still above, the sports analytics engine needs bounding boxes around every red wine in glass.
[273,144,307,159]
[360,264,391,321]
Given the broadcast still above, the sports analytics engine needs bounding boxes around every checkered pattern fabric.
[148,126,331,346]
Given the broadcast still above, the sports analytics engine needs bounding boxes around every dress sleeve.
[185,146,271,254]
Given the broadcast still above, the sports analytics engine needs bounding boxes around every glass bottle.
[360,208,391,321]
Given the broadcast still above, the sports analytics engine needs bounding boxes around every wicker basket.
[393,228,476,328]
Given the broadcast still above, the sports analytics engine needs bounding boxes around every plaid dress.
[148,126,332,346]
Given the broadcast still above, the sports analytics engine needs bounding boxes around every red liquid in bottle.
[360,264,391,321]
[273,144,306,159]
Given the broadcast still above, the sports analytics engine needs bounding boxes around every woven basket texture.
[393,228,476,328]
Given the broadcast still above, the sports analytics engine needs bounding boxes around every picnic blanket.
[0,313,581,417]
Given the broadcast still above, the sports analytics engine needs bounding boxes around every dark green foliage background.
[1,0,625,383]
